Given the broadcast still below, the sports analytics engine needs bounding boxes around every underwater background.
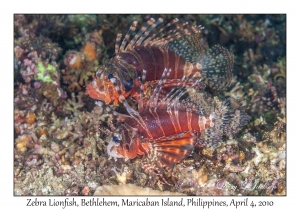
[13,14,286,196]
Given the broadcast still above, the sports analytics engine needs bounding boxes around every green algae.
[35,62,56,82]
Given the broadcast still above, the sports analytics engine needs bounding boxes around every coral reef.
[61,30,106,92]
[14,33,61,84]
[14,14,286,196]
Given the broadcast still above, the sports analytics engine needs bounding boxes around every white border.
[2,0,296,209]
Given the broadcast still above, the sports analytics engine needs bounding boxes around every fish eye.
[112,135,119,142]
[108,74,114,80]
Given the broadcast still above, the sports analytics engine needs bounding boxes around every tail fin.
[222,98,250,138]
[201,45,234,91]
[199,97,250,147]
[168,38,234,92]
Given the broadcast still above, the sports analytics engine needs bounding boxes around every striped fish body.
[86,18,234,105]
[107,105,213,172]
[125,107,214,140]
[115,46,200,81]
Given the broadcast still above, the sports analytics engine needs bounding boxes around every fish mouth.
[86,77,120,105]
[107,139,124,158]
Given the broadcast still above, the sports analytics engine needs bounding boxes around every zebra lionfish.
[105,68,250,183]
[86,18,234,105]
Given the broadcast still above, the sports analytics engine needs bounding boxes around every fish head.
[106,127,126,159]
[107,125,141,160]
[86,65,123,105]
[86,63,134,105]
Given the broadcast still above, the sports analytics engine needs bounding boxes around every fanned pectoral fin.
[151,131,197,171]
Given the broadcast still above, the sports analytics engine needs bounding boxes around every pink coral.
[20,59,38,83]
